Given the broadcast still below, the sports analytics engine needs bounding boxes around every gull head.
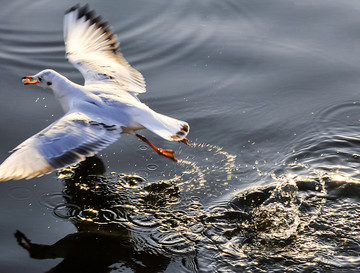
[22,69,58,89]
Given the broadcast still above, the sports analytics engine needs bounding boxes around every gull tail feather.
[138,110,189,141]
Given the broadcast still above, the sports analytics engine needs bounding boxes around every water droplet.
[139,145,148,151]
[147,163,158,171]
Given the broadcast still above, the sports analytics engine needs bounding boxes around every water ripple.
[273,100,360,180]
[7,186,33,201]
[315,99,360,137]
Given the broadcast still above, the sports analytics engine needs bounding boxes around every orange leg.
[136,134,178,162]
[179,137,189,146]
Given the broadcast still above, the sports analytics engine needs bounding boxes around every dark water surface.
[1,0,360,272]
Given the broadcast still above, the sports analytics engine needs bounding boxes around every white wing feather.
[0,112,121,181]
[64,4,146,93]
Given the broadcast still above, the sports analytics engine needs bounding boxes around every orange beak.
[22,76,39,85]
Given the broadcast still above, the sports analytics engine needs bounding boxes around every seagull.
[0,5,189,181]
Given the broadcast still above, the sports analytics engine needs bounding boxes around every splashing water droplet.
[147,164,158,171]
[139,145,148,151]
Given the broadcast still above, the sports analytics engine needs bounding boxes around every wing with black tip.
[64,4,146,94]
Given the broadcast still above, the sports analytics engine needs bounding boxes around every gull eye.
[38,77,42,82]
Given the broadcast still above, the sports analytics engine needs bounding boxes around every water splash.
[202,172,360,272]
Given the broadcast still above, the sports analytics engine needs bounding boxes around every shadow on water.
[14,229,170,273]
[14,156,173,273]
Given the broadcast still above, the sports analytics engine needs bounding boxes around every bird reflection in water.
[14,156,178,273]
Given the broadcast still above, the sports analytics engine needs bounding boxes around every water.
[1,0,360,272]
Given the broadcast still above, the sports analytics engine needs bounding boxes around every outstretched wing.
[64,4,146,93]
[0,112,121,181]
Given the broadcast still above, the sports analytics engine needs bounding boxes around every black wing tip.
[78,4,90,18]
[65,4,81,15]
[65,4,91,19]
[64,4,119,53]
[65,4,106,27]
[171,124,190,140]
[182,124,189,133]
[92,15,103,26]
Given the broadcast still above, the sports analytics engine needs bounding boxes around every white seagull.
[0,5,189,181]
